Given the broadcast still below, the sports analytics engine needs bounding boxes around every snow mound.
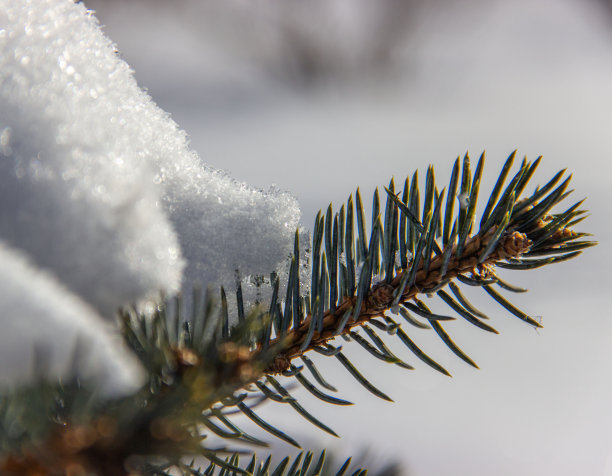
[161,165,301,299]
[0,0,184,317]
[0,241,143,397]
[0,0,301,316]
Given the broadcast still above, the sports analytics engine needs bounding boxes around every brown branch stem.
[263,228,532,374]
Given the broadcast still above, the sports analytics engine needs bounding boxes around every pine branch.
[257,152,593,376]
[120,152,593,463]
[0,152,595,475]
[264,227,531,372]
[123,152,593,466]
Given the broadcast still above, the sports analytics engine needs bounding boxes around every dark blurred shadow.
[83,0,431,89]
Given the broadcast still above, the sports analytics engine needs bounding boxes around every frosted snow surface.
[0,0,301,392]
[0,0,184,317]
[0,0,301,319]
[0,241,143,396]
[163,171,300,301]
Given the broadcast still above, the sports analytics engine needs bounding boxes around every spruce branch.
[264,227,533,372]
[113,152,594,466]
[115,152,594,468]
[259,152,594,376]
[0,152,595,475]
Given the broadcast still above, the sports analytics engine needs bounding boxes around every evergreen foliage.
[0,152,594,475]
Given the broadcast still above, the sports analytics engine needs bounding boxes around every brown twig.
[263,228,532,374]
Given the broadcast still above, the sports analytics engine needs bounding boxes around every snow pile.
[0,0,301,393]
[0,242,143,396]
[162,169,300,299]
[0,0,184,317]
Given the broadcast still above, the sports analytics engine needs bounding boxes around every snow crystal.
[158,164,300,302]
[0,0,184,317]
[394,252,402,269]
[458,192,470,210]
[0,241,143,396]
[355,261,365,278]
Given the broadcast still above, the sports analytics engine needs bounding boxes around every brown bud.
[268,354,291,374]
[500,231,532,259]
[551,227,577,243]
[367,283,394,311]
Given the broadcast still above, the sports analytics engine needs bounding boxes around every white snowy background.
[84,1,612,475]
[2,0,612,475]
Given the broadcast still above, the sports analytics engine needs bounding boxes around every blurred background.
[83,1,612,474]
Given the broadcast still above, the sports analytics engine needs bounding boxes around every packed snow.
[0,0,301,392]
[0,0,184,317]
[0,241,143,396]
